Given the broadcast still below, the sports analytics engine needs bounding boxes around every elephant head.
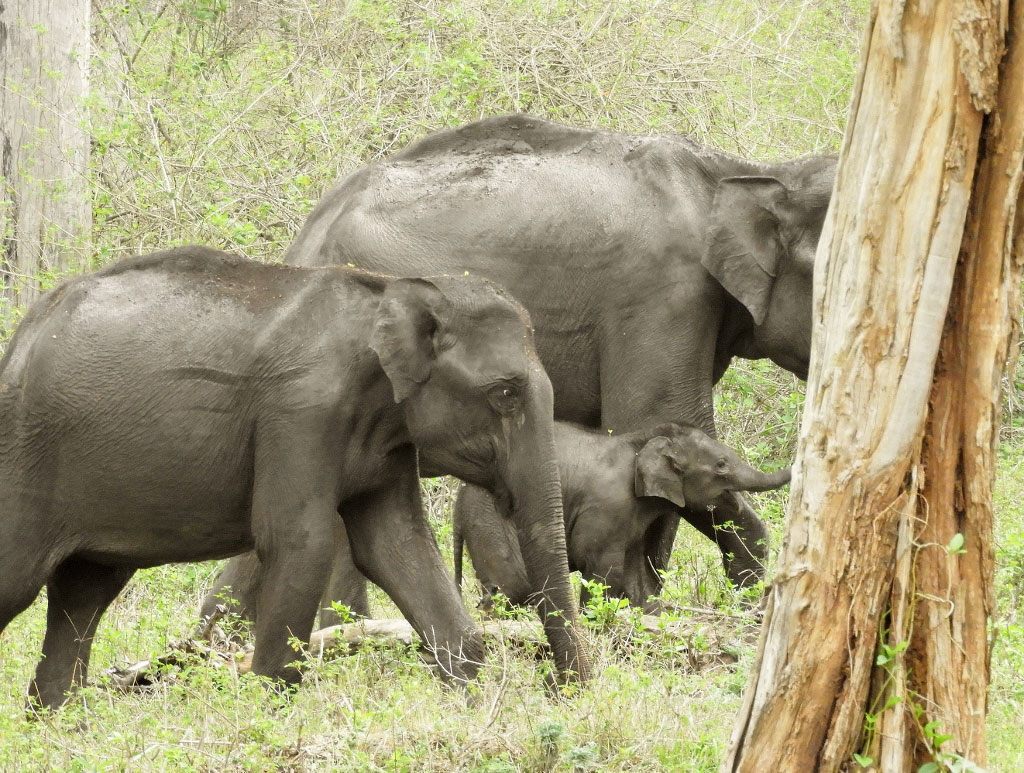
[634,426,791,510]
[370,275,591,682]
[702,155,836,379]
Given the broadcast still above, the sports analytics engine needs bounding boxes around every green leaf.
[947,532,966,554]
[918,764,940,773]
[882,694,903,711]
[852,752,873,767]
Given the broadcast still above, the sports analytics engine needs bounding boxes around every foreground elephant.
[0,246,589,709]
[455,422,791,612]
[284,114,834,593]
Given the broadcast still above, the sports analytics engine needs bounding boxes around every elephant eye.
[488,383,522,415]
[715,459,730,475]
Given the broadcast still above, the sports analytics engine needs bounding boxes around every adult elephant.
[0,246,589,708]
[207,114,834,621]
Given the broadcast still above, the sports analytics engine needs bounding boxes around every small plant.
[536,719,564,767]
[566,741,599,771]
[875,639,909,667]
[579,579,629,629]
[852,751,873,768]
[946,533,967,555]
[328,601,356,624]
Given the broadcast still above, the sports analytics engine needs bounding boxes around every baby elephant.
[455,422,790,612]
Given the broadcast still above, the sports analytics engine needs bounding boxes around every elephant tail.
[453,519,464,594]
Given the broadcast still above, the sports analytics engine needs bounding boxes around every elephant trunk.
[734,465,791,493]
[505,377,592,683]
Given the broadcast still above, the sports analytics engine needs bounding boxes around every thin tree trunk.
[723,1,1023,771]
[1,0,91,307]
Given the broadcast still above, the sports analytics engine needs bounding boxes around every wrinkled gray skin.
[455,423,791,613]
[207,114,834,621]
[0,246,589,710]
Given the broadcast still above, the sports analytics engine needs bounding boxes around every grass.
[1,421,1021,770]
[2,0,1022,769]
[0,492,759,772]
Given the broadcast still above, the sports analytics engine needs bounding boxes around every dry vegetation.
[1,1,1022,770]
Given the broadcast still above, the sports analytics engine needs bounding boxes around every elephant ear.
[370,278,452,403]
[702,175,792,326]
[634,436,687,509]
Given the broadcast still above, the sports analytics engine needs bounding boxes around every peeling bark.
[723,1,1023,771]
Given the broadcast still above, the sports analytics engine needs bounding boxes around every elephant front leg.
[249,507,335,686]
[247,434,338,686]
[601,291,752,589]
[689,493,769,588]
[201,516,370,634]
[343,460,484,684]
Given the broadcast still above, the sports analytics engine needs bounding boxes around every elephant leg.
[29,557,134,709]
[677,493,769,587]
[0,537,48,636]
[600,293,720,550]
[247,431,337,686]
[343,462,484,684]
[318,517,370,627]
[201,517,370,633]
[642,512,680,598]
[0,506,58,636]
[0,582,41,639]
[200,551,264,628]
[249,516,334,685]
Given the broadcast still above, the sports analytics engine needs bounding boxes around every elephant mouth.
[418,436,500,488]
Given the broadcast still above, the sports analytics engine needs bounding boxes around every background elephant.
[0,246,589,709]
[283,114,835,593]
[455,422,791,613]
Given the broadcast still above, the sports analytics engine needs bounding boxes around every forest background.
[0,1,1021,770]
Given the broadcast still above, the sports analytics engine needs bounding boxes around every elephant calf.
[455,422,791,612]
[0,246,589,709]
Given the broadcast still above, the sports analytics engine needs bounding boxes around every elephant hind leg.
[317,517,370,628]
[199,550,264,634]
[29,556,134,710]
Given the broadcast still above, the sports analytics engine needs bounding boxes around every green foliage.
[579,579,630,629]
[946,532,967,555]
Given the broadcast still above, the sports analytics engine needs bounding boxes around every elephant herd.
[0,114,835,710]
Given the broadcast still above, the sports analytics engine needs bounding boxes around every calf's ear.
[634,436,687,509]
[370,278,452,403]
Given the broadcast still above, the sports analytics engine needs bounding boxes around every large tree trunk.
[723,1,1024,771]
[0,0,91,308]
